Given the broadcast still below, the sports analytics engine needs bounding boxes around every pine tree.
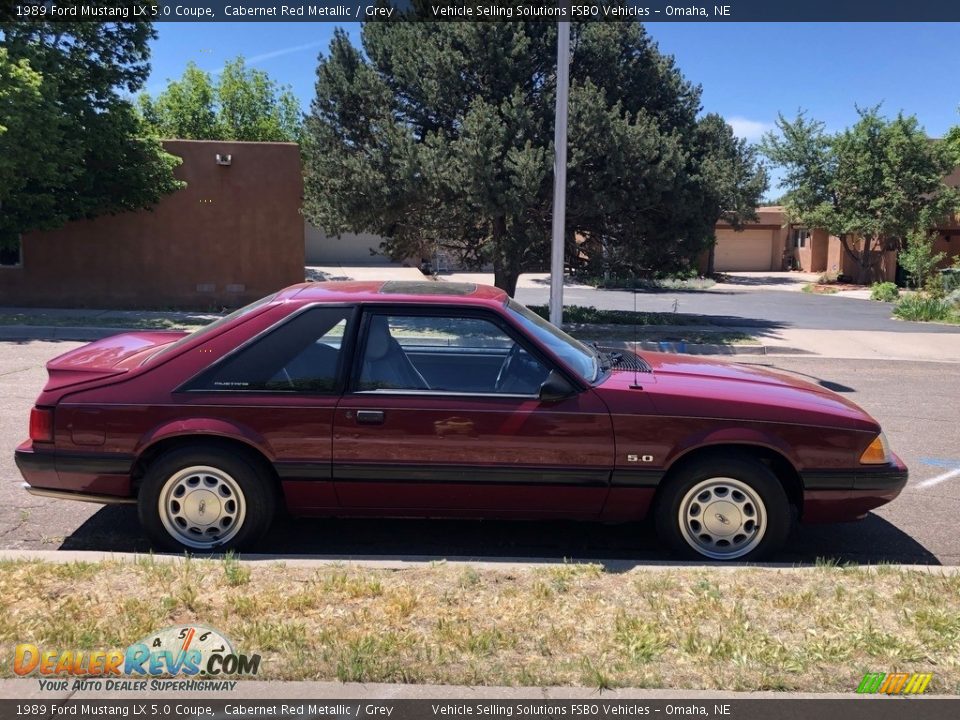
[303,20,766,294]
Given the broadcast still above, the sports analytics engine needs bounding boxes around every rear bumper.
[15,441,134,501]
[21,483,136,505]
[801,454,908,523]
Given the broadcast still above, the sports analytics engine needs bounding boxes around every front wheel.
[138,446,275,553]
[654,456,791,561]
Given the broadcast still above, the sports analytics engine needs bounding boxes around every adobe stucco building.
[0,140,304,309]
[712,167,960,280]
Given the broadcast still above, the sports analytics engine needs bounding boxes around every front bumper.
[801,454,908,523]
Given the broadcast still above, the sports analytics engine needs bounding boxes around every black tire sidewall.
[654,456,791,562]
[137,446,275,553]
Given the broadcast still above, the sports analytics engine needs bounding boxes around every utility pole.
[549,16,570,327]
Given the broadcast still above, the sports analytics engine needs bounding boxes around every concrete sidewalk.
[1,307,958,362]
[5,677,946,701]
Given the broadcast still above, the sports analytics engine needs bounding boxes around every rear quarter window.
[185,307,353,393]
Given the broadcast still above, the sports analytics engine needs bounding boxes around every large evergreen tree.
[303,20,766,295]
[0,19,183,245]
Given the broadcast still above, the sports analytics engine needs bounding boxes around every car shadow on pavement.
[59,505,940,567]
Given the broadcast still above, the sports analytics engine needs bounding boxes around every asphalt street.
[2,340,959,565]
[515,282,960,333]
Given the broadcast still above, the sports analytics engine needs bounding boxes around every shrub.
[941,268,960,293]
[924,273,947,299]
[870,282,899,302]
[893,294,952,322]
[946,288,960,310]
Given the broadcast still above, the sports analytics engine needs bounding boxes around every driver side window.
[356,313,550,395]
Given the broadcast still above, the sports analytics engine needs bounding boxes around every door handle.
[356,410,385,425]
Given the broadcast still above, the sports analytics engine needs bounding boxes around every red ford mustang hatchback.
[15,281,907,560]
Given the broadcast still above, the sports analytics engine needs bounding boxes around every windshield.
[146,292,279,363]
[505,300,599,383]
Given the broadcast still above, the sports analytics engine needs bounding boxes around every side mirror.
[538,370,575,403]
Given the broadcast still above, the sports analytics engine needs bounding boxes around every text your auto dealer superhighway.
[224,4,395,16]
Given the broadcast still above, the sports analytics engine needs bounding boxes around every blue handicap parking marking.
[919,457,960,469]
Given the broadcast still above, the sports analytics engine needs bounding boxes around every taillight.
[29,407,54,443]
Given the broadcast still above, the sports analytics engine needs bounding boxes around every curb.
[5,677,955,700]
[588,339,809,356]
[0,325,809,355]
[0,549,955,573]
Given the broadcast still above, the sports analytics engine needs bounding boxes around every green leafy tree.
[946,116,960,166]
[762,107,959,283]
[303,20,766,295]
[138,63,219,140]
[0,18,184,245]
[899,229,946,289]
[138,58,302,142]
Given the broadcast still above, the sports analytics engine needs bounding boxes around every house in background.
[712,166,960,281]
[0,140,304,309]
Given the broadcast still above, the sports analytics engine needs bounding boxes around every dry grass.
[1,558,958,693]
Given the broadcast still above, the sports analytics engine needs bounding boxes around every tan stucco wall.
[0,140,304,309]
[304,223,391,265]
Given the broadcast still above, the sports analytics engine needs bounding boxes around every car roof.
[277,280,510,307]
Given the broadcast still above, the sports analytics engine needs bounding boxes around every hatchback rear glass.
[145,292,278,363]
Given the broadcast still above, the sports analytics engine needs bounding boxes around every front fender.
[663,426,799,471]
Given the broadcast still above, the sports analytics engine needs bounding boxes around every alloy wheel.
[677,476,767,560]
[157,465,247,550]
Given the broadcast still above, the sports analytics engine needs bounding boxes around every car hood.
[643,353,830,393]
[596,351,879,431]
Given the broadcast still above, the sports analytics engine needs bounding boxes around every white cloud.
[243,41,329,67]
[211,40,329,75]
[726,116,776,142]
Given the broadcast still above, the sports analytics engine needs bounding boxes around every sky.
[144,21,960,193]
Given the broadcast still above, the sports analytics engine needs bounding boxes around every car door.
[331,307,615,516]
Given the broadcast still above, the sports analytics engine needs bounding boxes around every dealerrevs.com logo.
[14,626,261,692]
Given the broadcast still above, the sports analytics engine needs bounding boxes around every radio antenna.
[631,270,642,389]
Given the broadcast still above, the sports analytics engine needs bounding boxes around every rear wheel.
[138,446,275,553]
[655,455,790,561]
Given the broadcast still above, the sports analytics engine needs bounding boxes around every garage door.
[714,229,775,271]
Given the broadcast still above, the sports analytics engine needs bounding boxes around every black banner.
[3,699,960,720]
[3,0,960,23]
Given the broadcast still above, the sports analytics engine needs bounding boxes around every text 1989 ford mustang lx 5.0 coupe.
[15,282,907,560]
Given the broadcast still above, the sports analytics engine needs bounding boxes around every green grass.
[2,558,957,692]
[569,328,759,346]
[802,284,839,295]
[528,305,703,326]
[584,276,716,292]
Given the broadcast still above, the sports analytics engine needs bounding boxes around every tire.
[138,446,276,553]
[654,455,791,561]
